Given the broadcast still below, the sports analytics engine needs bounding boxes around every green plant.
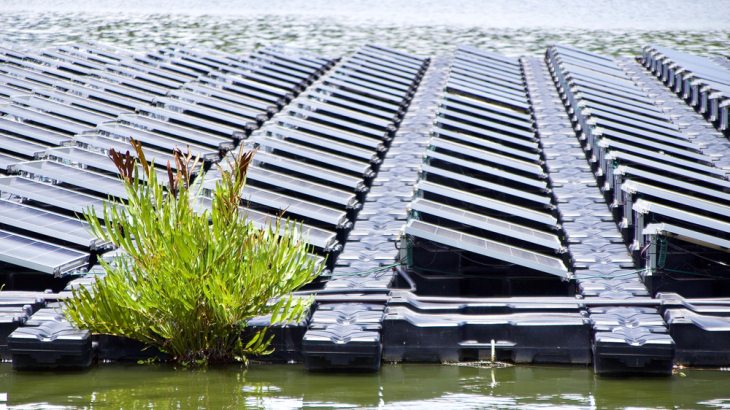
[64,140,320,364]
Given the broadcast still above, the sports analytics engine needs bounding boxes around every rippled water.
[2,363,730,409]
[1,0,729,58]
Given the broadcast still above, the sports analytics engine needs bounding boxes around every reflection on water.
[2,363,729,409]
[1,12,728,58]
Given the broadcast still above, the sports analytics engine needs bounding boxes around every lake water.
[2,362,730,409]
[1,1,729,408]
[1,0,728,57]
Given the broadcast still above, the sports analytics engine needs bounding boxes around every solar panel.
[297,98,392,129]
[600,139,725,177]
[71,76,158,104]
[588,108,681,136]
[181,82,273,110]
[333,67,410,93]
[416,180,557,226]
[287,106,389,138]
[365,43,426,63]
[634,198,729,233]
[43,147,124,174]
[567,77,654,105]
[214,65,297,91]
[421,164,551,206]
[350,51,418,74]
[0,118,73,146]
[313,84,401,113]
[196,76,281,104]
[12,160,128,199]
[451,57,523,82]
[435,117,537,150]
[429,138,544,176]
[220,60,309,84]
[0,152,22,170]
[211,72,290,96]
[614,166,730,203]
[424,150,547,190]
[254,136,372,175]
[166,90,265,118]
[240,185,349,228]
[0,133,48,157]
[0,84,30,99]
[446,81,530,113]
[443,93,532,122]
[0,72,54,94]
[75,130,216,167]
[457,45,520,66]
[323,77,403,105]
[0,229,89,276]
[44,90,135,118]
[453,52,522,77]
[404,220,568,278]
[252,151,365,190]
[137,105,246,138]
[194,197,338,251]
[209,165,357,208]
[91,123,219,159]
[597,133,710,164]
[340,62,412,85]
[0,103,92,135]
[10,95,112,127]
[448,75,527,101]
[593,125,698,151]
[606,151,730,190]
[439,107,534,139]
[277,116,385,148]
[410,198,562,250]
[250,53,319,76]
[118,114,235,150]
[306,90,398,120]
[266,125,379,162]
[92,70,171,96]
[432,128,537,161]
[0,198,110,250]
[581,98,665,121]
[347,55,415,79]
[440,99,533,131]
[577,88,660,112]
[643,222,730,250]
[354,49,421,72]
[623,180,730,219]
[0,176,107,218]
[450,66,525,92]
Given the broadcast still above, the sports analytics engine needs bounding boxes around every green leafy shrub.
[64,141,320,364]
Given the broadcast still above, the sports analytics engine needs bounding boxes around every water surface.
[1,0,728,57]
[2,363,729,409]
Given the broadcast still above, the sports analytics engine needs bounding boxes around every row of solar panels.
[547,44,730,277]
[0,41,335,276]
[402,45,571,279]
[642,45,730,134]
[203,44,429,268]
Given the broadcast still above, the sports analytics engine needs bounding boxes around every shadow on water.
[1,362,729,409]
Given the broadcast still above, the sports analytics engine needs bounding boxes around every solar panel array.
[203,44,429,269]
[548,44,730,295]
[642,45,730,134]
[403,45,570,280]
[0,41,335,276]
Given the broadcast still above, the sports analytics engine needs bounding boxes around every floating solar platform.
[1,40,728,375]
